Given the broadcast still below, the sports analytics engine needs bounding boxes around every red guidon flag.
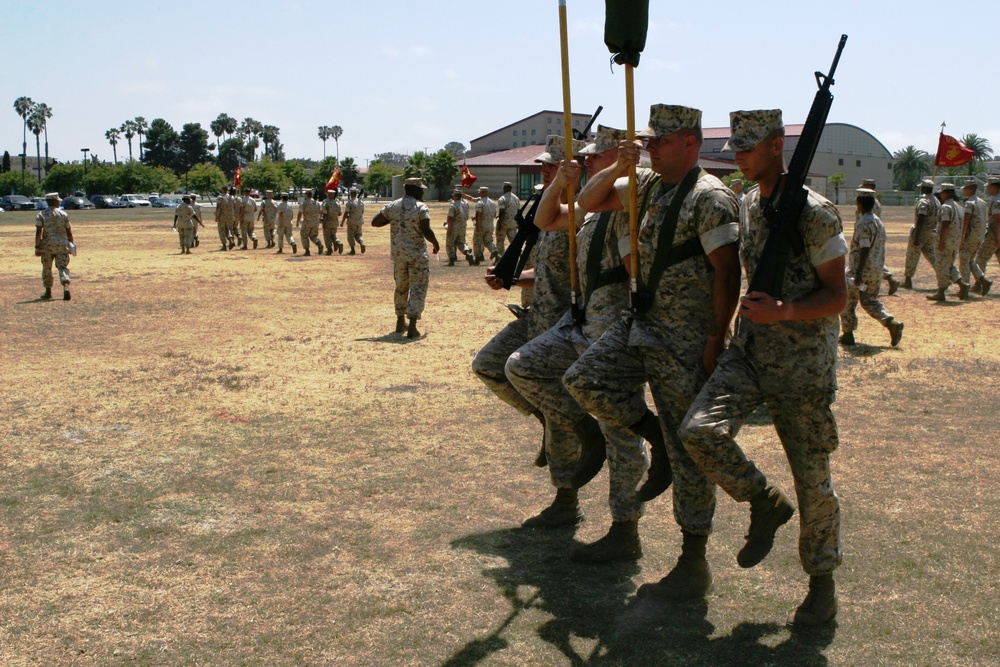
[326,167,342,192]
[461,163,477,189]
[234,167,242,188]
[935,132,975,168]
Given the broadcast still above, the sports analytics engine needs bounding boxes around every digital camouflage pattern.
[579,125,628,155]
[496,191,520,254]
[473,196,498,260]
[976,193,1000,272]
[636,104,703,139]
[260,197,278,246]
[239,196,258,247]
[322,197,342,251]
[35,207,72,288]
[722,109,783,151]
[276,201,295,250]
[215,193,235,246]
[842,211,892,333]
[379,195,432,319]
[933,197,964,289]
[959,193,988,283]
[299,197,323,252]
[344,197,365,250]
[174,201,195,251]
[446,198,471,262]
[905,191,939,279]
[525,229,571,338]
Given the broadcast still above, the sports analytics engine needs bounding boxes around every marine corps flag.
[935,132,975,168]
[461,163,477,189]
[234,167,242,188]
[326,167,342,193]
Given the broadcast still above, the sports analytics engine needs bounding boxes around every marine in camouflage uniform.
[444,189,474,265]
[857,178,901,295]
[680,109,848,628]
[958,180,988,291]
[238,189,258,250]
[472,136,583,479]
[190,195,204,247]
[840,189,903,347]
[371,178,440,338]
[215,188,236,250]
[495,182,520,255]
[903,179,939,287]
[34,193,74,300]
[927,183,970,301]
[226,188,240,246]
[173,195,196,254]
[342,188,366,254]
[471,186,499,265]
[565,108,741,576]
[258,190,278,248]
[275,194,297,254]
[321,193,343,255]
[296,189,324,256]
[973,176,1000,294]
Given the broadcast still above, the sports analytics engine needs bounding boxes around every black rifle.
[492,189,543,290]
[747,35,847,298]
[573,105,603,141]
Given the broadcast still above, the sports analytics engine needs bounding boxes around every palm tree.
[134,116,149,159]
[121,120,137,161]
[960,133,993,176]
[261,125,279,158]
[28,108,44,182]
[892,145,931,191]
[14,96,34,188]
[330,125,343,162]
[35,103,53,169]
[105,128,121,165]
[404,151,427,179]
[318,125,331,158]
[210,116,227,153]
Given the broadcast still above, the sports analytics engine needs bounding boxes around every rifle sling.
[636,166,706,311]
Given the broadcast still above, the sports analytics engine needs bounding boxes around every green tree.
[242,158,288,194]
[211,113,237,151]
[829,172,846,204]
[892,145,931,191]
[261,125,280,159]
[105,127,121,165]
[43,163,84,195]
[339,157,360,190]
[217,138,246,180]
[364,160,398,197]
[282,160,312,194]
[134,117,148,160]
[2,151,10,173]
[35,102,52,169]
[142,119,181,171]
[960,133,993,176]
[330,125,343,162]
[314,156,339,185]
[83,163,120,195]
[28,108,44,182]
[121,120,138,161]
[444,141,467,159]
[14,96,34,188]
[425,149,459,200]
[239,118,263,160]
[177,123,212,174]
[185,162,227,196]
[404,151,426,179]
[0,170,42,197]
[373,152,408,169]
[318,126,331,159]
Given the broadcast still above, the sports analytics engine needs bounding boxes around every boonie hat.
[723,109,784,152]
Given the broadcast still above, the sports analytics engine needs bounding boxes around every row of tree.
[892,134,994,191]
[13,97,53,186]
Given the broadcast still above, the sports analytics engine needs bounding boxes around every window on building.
[531,140,537,145]
[522,141,526,147]
[856,160,861,167]
[547,118,552,124]
[513,142,518,148]
[513,130,517,136]
[887,163,893,170]
[838,158,844,166]
[531,129,536,135]
[573,120,579,126]
[522,130,527,136]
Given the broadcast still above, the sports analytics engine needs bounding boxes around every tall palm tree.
[14,96,34,188]
[28,108,44,183]
[134,116,148,159]
[211,114,231,153]
[960,133,993,176]
[106,127,121,165]
[330,125,343,162]
[221,114,238,142]
[261,125,279,158]
[121,120,137,161]
[892,145,931,191]
[404,151,426,179]
[318,125,331,159]
[34,103,53,169]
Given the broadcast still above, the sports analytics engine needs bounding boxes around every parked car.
[151,196,180,208]
[61,196,96,210]
[90,194,122,209]
[0,195,36,211]
[31,197,48,210]
[119,194,151,207]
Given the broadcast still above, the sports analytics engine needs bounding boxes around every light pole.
[81,148,90,183]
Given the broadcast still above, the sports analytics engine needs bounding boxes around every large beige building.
[469,110,595,156]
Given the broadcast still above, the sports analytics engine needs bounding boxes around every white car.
[120,194,152,208]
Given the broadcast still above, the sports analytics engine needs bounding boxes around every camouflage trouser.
[40,246,70,288]
[262,219,275,246]
[176,226,193,251]
[472,223,498,260]
[496,219,517,255]
[227,219,239,242]
[932,239,962,289]
[322,222,341,252]
[473,316,534,415]
[239,219,257,247]
[506,313,645,517]
[217,220,230,246]
[976,233,1000,275]
[276,222,295,250]
[959,234,986,282]
[680,345,842,576]
[300,222,322,253]
[393,255,429,320]
[904,227,936,279]
[841,286,892,334]
[346,222,364,250]
[564,318,715,535]
[446,224,471,262]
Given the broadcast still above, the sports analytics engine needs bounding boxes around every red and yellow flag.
[234,167,242,188]
[935,133,975,168]
[326,167,342,192]
[461,163,477,189]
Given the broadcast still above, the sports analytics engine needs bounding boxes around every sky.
[5,0,999,167]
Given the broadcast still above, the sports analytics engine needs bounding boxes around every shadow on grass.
[355,333,423,344]
[840,343,891,358]
[15,296,59,304]
[447,527,835,666]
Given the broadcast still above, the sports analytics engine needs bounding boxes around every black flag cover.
[604,0,649,66]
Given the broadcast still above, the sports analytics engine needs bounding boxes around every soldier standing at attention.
[902,179,939,288]
[258,190,278,249]
[973,175,1000,294]
[839,188,904,347]
[959,179,988,298]
[341,187,366,255]
[680,109,848,628]
[173,195,196,254]
[444,189,474,266]
[275,193,297,254]
[189,193,204,247]
[371,178,440,338]
[471,186,499,265]
[296,189,324,256]
[238,188,258,250]
[495,182,520,255]
[858,178,901,295]
[34,192,75,301]
[564,106,742,579]
[927,183,971,301]
[215,187,235,251]
[321,190,344,255]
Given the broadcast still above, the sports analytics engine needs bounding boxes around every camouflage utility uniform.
[260,196,278,247]
[239,195,258,249]
[321,196,342,254]
[473,196,499,263]
[276,200,296,252]
[446,197,472,263]
[36,206,72,291]
[380,194,433,320]
[933,197,964,290]
[174,201,196,252]
[959,192,988,284]
[496,190,520,254]
[565,168,740,537]
[299,197,323,254]
[681,187,847,577]
[976,192,1000,275]
[904,190,939,280]
[344,195,365,253]
[841,211,893,334]
[215,192,236,248]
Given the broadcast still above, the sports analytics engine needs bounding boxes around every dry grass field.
[1,202,997,666]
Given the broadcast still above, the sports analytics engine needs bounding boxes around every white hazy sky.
[5,0,999,165]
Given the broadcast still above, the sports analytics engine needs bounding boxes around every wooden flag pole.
[558,0,580,319]
[626,64,639,301]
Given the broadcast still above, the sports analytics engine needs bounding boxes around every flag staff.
[933,121,945,181]
[558,0,580,321]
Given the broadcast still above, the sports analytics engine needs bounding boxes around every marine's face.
[585,149,616,177]
[734,136,782,182]
[541,162,559,186]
